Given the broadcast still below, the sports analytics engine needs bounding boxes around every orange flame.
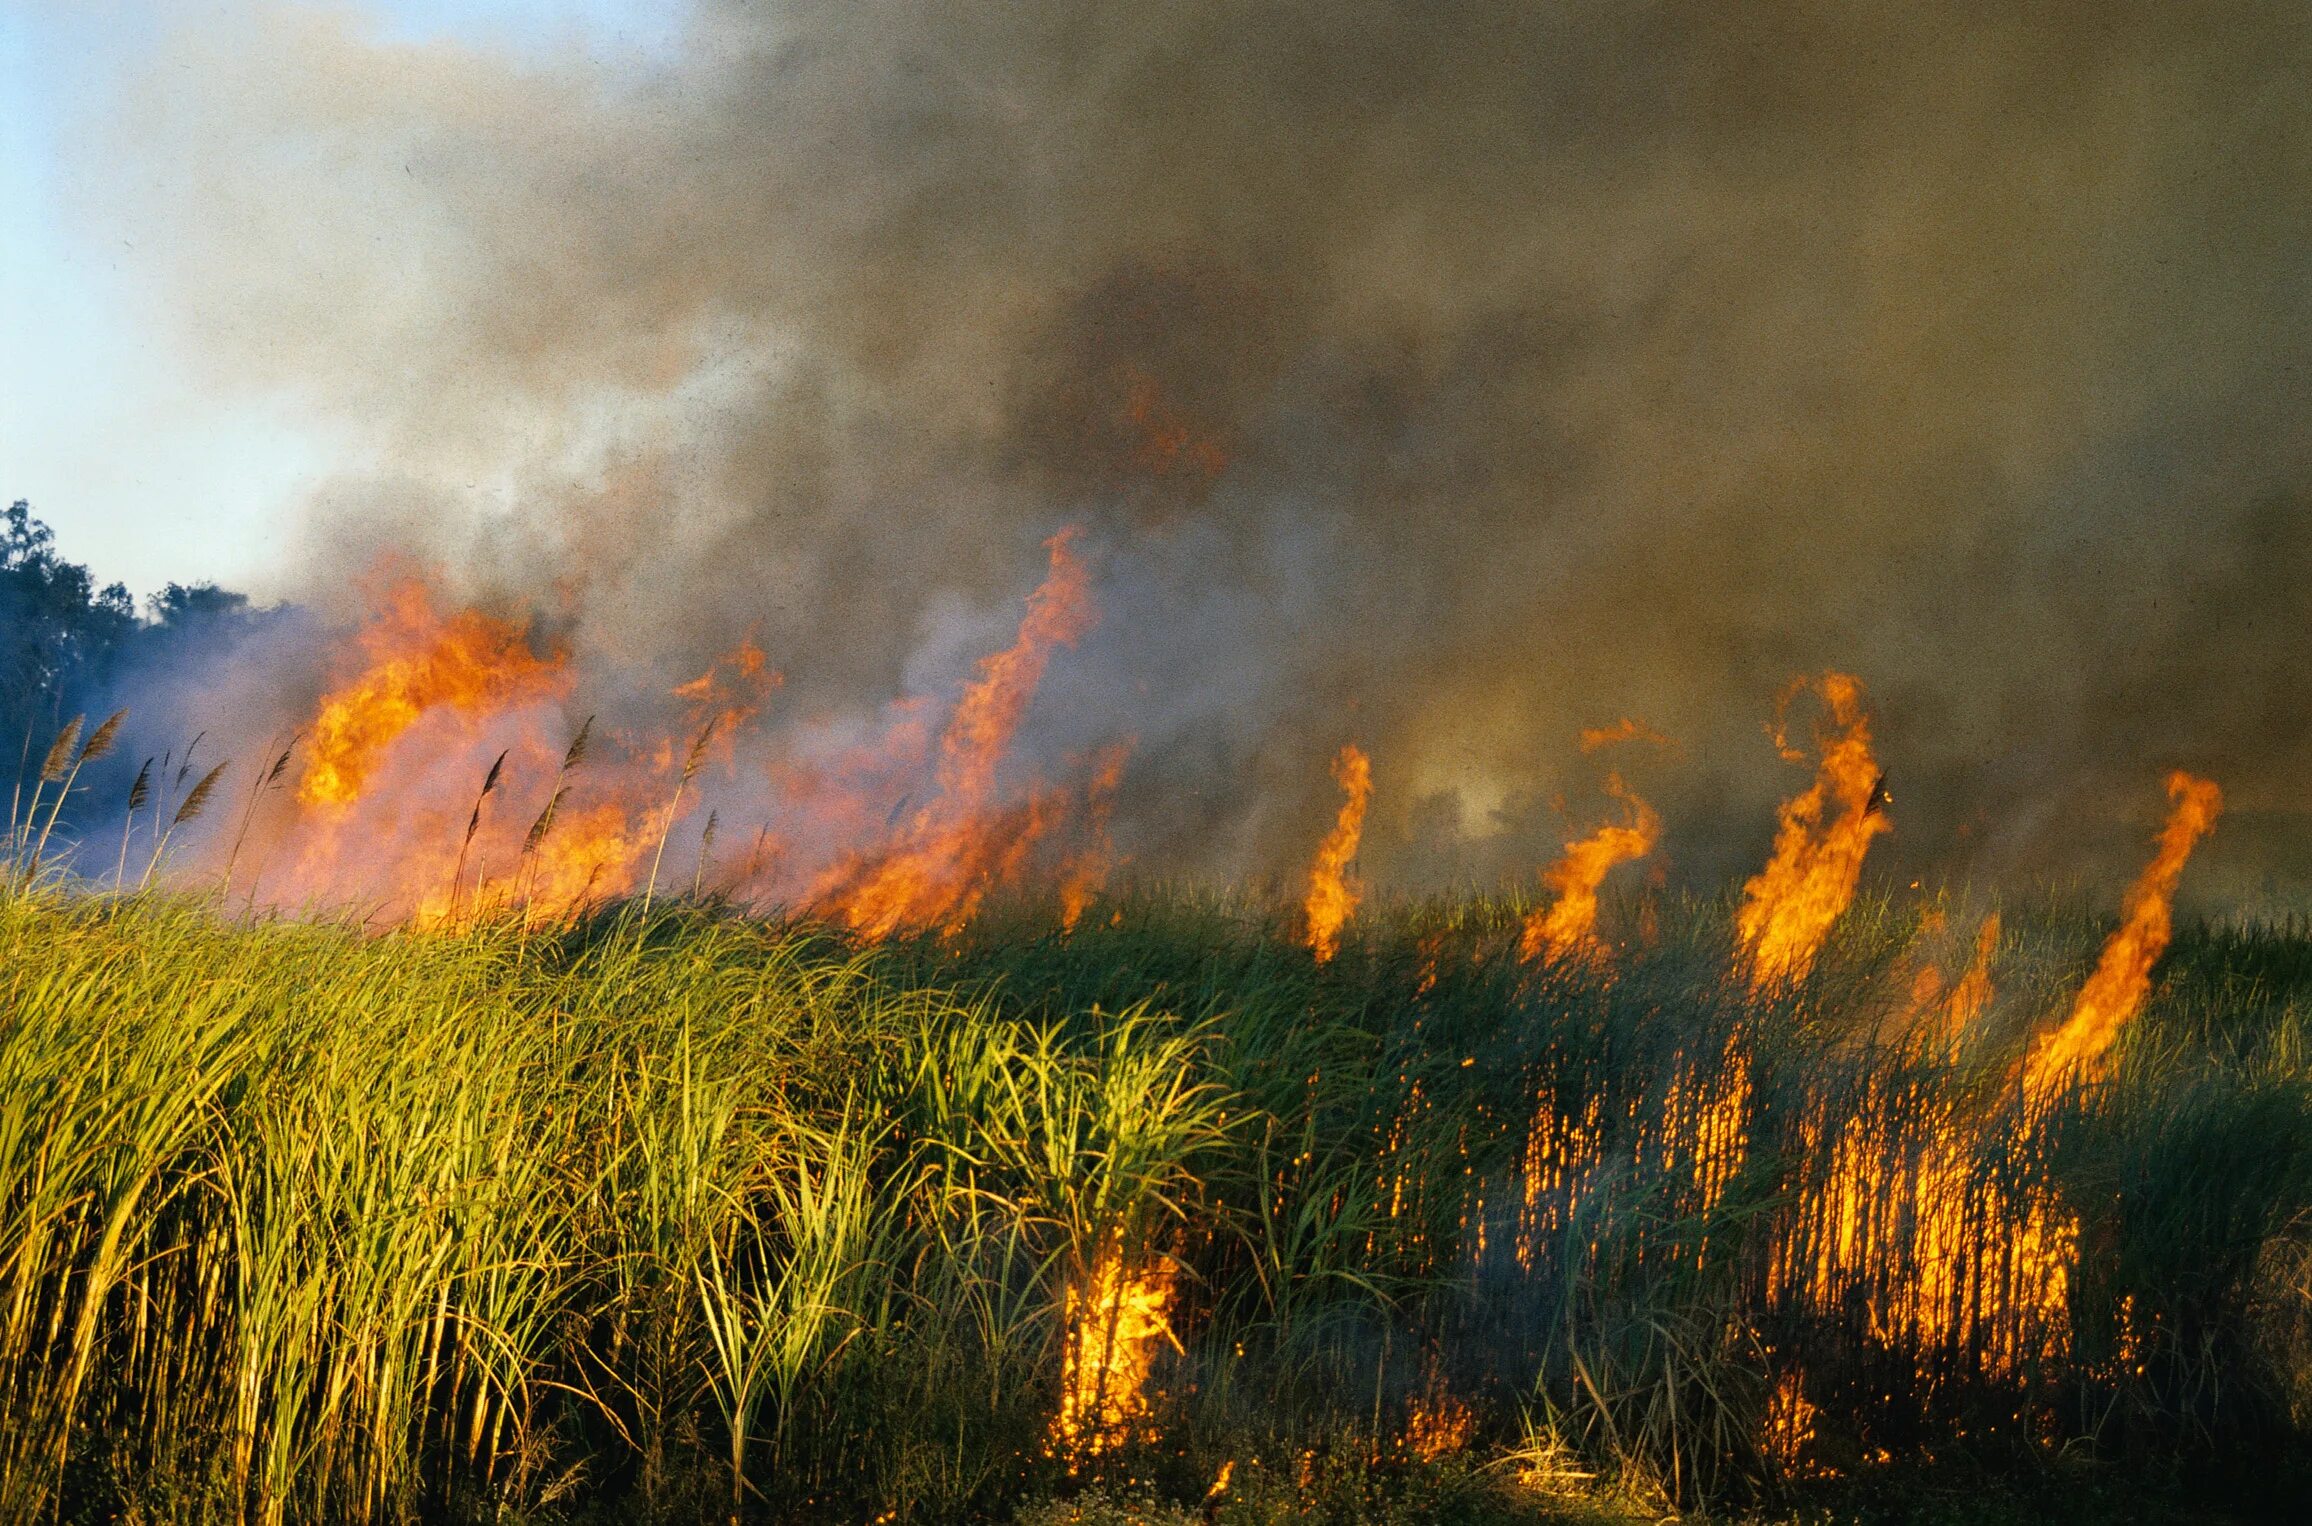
[2029,771,2222,1091]
[1936,912,2002,1044]
[1734,673,1890,987]
[1577,717,1671,754]
[1892,910,2002,1047]
[1762,1369,1818,1475]
[1302,744,1372,962]
[1403,1379,1476,1461]
[1121,369,1230,480]
[1767,898,2078,1386]
[1057,742,1133,931]
[1520,773,1660,964]
[296,580,564,807]
[814,530,1099,937]
[1052,1235,1178,1462]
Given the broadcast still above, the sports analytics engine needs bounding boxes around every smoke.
[71,0,2312,903]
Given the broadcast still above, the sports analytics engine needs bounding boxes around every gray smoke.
[78,0,2312,905]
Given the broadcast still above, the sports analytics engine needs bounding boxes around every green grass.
[0,883,2303,1523]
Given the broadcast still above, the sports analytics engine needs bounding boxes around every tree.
[0,501,134,741]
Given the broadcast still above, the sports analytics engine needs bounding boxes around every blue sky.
[0,0,688,602]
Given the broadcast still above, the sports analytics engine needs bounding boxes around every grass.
[0,882,2303,1523]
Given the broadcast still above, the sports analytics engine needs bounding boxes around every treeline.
[0,499,279,824]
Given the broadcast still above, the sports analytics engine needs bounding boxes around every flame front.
[1734,672,1890,987]
[1520,772,1660,964]
[812,529,1102,937]
[1302,743,1372,963]
[211,530,1121,929]
[1768,774,2216,1409]
[297,581,565,808]
[2028,771,2223,1090]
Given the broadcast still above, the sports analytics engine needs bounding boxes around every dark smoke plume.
[76,0,2312,905]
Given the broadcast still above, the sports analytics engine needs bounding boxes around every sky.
[0,0,688,602]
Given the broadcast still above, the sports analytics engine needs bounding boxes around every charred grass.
[0,886,2304,1523]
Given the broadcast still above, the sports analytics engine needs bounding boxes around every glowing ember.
[1303,743,1372,963]
[814,530,1100,937]
[2029,771,2222,1090]
[1762,1368,1818,1475]
[1734,672,1891,987]
[1052,1235,1177,1463]
[1520,772,1660,964]
[1403,1380,1476,1460]
[296,580,564,807]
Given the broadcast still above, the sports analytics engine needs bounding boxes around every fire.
[296,580,565,807]
[671,638,769,705]
[2028,771,2222,1090]
[1302,744,1372,963]
[1520,772,1660,964]
[1577,717,1671,753]
[517,800,653,918]
[1122,370,1231,480]
[1734,672,1891,987]
[1052,1235,1178,1462]
[813,529,1100,937]
[1056,742,1133,931]
[1934,912,2002,1046]
[1762,1369,1818,1475]
[1661,1042,1751,1220]
[1403,1380,1476,1460]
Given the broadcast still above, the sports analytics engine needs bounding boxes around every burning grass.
[0,874,2303,1524]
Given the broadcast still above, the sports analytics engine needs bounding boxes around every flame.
[1520,772,1660,964]
[1936,912,2002,1044]
[1890,910,2002,1048]
[671,638,769,704]
[1661,1042,1752,1221]
[1734,672,1891,987]
[1403,1380,1476,1460]
[1766,899,2067,1386]
[1762,1369,1818,1475]
[2029,771,2222,1090]
[1056,742,1133,931]
[1577,717,1671,754]
[1121,369,1231,480]
[296,580,564,807]
[813,530,1100,937]
[518,800,654,918]
[1052,1235,1177,1462]
[1302,743,1372,963]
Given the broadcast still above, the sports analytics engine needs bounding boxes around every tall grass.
[0,883,2302,1522]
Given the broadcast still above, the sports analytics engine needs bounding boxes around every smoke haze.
[68,0,2312,904]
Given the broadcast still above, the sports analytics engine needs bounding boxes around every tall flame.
[296,580,564,807]
[1302,743,1372,963]
[813,529,1100,937]
[2028,771,2222,1090]
[1734,672,1890,987]
[1051,1235,1177,1463]
[1520,772,1660,964]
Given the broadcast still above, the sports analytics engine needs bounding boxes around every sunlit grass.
[0,883,2302,1521]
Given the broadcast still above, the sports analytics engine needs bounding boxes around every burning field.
[0,621,2308,1524]
[14,1,2312,1521]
